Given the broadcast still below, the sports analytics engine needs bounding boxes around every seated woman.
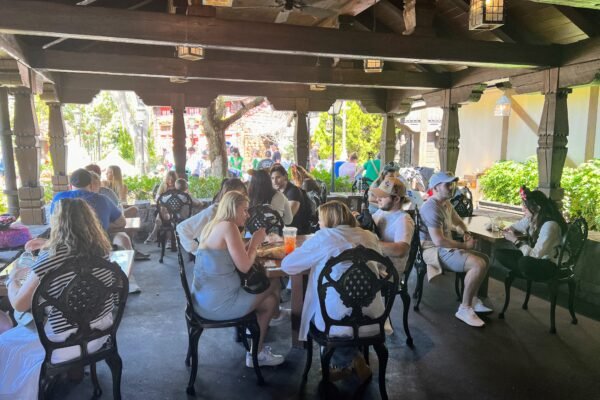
[496,186,567,281]
[193,191,284,367]
[105,165,138,218]
[0,198,115,399]
[248,169,293,225]
[145,170,178,244]
[281,200,385,381]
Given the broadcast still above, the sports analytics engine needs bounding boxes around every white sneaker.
[384,318,394,335]
[473,297,493,313]
[269,308,291,327]
[245,346,285,367]
[455,306,485,327]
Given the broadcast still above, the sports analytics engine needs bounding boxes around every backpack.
[302,189,320,233]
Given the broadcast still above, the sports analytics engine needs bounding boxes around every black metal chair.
[302,245,399,400]
[157,189,193,263]
[499,217,588,333]
[451,186,474,218]
[174,233,264,396]
[246,204,285,236]
[31,256,129,400]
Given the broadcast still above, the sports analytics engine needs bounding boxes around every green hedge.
[479,157,600,230]
[311,169,353,193]
[123,175,224,202]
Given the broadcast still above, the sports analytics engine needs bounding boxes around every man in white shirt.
[371,178,415,274]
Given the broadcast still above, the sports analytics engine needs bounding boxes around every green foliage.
[561,159,600,230]
[311,169,353,193]
[188,176,223,199]
[313,101,383,163]
[479,157,600,230]
[123,175,161,201]
[479,157,538,205]
[115,127,134,164]
[0,194,7,214]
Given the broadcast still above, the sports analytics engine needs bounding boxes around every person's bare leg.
[461,254,488,307]
[254,293,278,351]
[145,216,161,243]
[268,278,283,319]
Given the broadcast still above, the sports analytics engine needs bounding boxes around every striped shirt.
[32,245,116,334]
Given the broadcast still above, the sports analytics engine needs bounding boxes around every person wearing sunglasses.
[419,172,492,327]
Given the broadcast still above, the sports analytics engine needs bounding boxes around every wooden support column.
[584,86,598,162]
[295,111,309,169]
[47,101,69,194]
[380,114,397,166]
[537,69,571,205]
[12,87,45,225]
[172,104,187,179]
[0,87,19,216]
[439,90,460,174]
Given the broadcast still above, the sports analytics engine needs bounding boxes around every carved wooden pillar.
[439,90,460,174]
[172,105,187,179]
[0,87,19,216]
[294,111,309,169]
[537,69,571,205]
[12,87,45,224]
[47,102,69,194]
[380,114,397,166]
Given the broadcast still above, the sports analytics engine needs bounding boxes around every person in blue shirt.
[51,169,124,232]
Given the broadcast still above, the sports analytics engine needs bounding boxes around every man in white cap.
[420,172,491,327]
[371,177,415,275]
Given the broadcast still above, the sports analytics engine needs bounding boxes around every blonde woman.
[193,191,284,367]
[0,198,115,399]
[145,170,178,244]
[281,201,384,382]
[105,165,128,203]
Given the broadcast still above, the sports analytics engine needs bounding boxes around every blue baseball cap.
[428,172,458,190]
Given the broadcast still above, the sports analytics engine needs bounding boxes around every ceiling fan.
[233,0,335,24]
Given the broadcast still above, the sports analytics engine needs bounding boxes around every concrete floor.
[53,240,600,400]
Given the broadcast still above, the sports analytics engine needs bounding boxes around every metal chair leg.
[414,266,426,311]
[186,327,203,395]
[373,343,389,400]
[499,273,515,319]
[549,281,558,334]
[363,345,370,366]
[522,280,532,310]
[320,346,335,382]
[247,320,265,385]
[159,231,166,263]
[91,362,103,398]
[400,288,414,347]
[302,336,313,381]
[105,353,123,400]
[567,279,578,325]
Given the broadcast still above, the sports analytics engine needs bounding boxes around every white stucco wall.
[452,86,600,177]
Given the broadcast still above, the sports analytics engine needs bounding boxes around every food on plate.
[257,243,286,259]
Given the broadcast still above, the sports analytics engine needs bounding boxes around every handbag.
[238,262,270,294]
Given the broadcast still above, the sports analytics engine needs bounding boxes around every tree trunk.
[201,96,265,177]
[111,92,147,173]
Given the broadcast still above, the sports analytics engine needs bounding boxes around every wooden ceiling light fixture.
[363,59,384,73]
[469,0,505,30]
[176,45,205,61]
[309,84,327,91]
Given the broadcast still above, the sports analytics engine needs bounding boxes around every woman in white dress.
[0,198,114,400]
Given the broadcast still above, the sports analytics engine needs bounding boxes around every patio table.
[261,234,312,349]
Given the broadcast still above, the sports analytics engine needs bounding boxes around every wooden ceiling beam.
[0,0,557,68]
[31,50,450,90]
[554,6,599,38]
[526,1,600,11]
[55,72,387,101]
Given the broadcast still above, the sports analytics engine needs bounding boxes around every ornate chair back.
[246,204,284,236]
[451,186,474,218]
[157,189,194,228]
[31,256,128,366]
[557,217,588,279]
[316,245,399,340]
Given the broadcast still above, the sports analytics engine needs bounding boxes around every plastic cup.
[489,216,498,233]
[283,227,298,254]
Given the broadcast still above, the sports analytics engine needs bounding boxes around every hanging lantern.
[469,0,505,31]
[494,95,511,117]
[363,59,384,73]
[177,46,204,61]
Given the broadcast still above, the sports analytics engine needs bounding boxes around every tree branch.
[222,97,265,129]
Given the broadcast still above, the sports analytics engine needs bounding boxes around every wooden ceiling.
[0,0,598,112]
